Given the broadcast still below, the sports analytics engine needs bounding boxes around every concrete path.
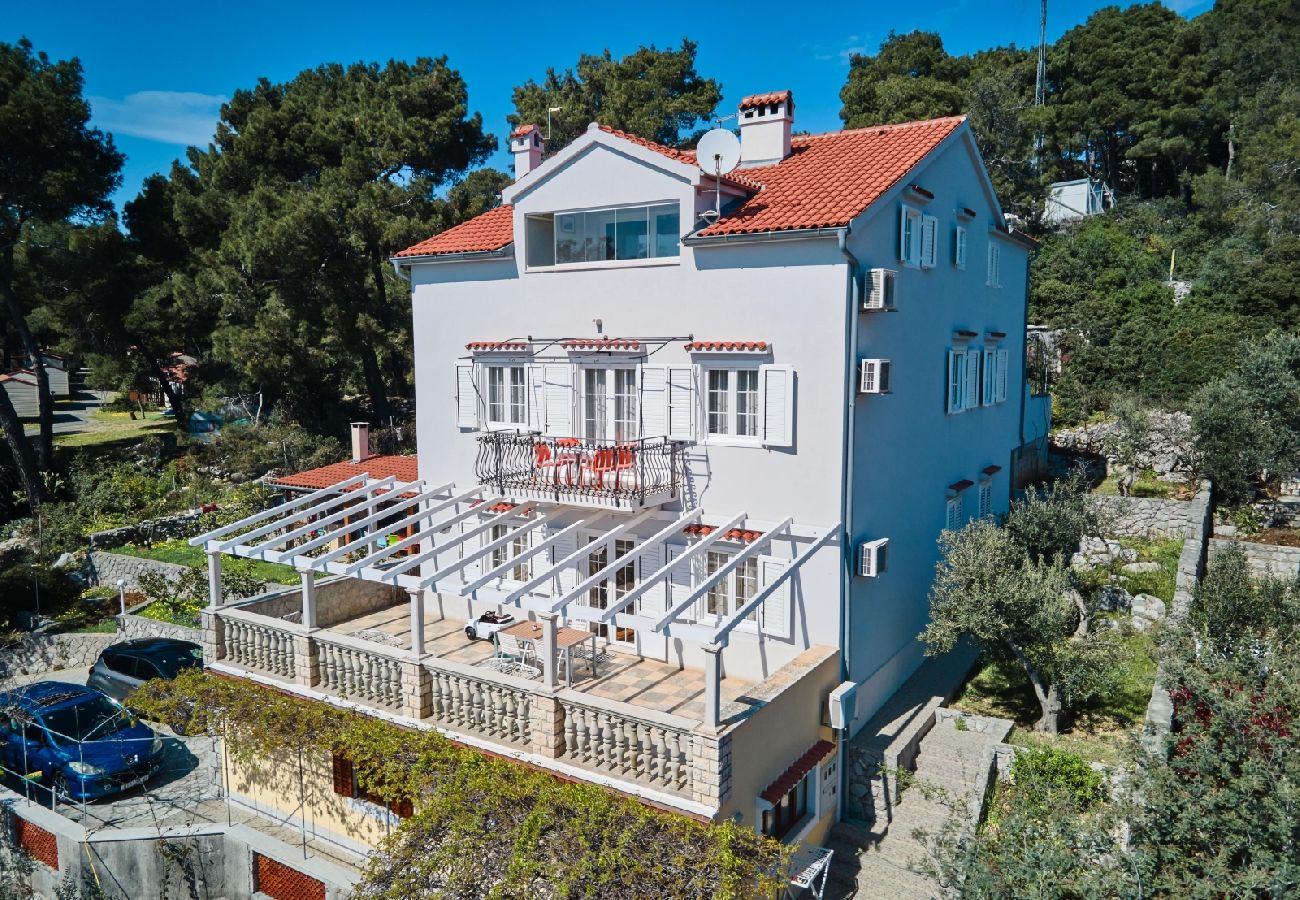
[23,388,111,437]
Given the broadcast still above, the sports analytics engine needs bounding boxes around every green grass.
[115,539,300,584]
[1092,470,1181,498]
[1116,537,1182,602]
[135,600,203,627]
[53,408,175,449]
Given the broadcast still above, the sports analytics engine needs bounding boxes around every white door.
[584,534,638,646]
[582,367,638,442]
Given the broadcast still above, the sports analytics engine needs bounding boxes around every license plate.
[119,774,148,791]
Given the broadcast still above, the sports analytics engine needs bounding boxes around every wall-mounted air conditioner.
[827,681,859,730]
[859,359,891,394]
[863,268,897,311]
[858,538,888,577]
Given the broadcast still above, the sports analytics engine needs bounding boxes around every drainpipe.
[837,228,860,814]
[1016,244,1039,501]
[390,260,412,283]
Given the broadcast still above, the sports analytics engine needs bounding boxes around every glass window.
[614,207,649,260]
[736,557,759,620]
[707,371,730,436]
[582,208,617,262]
[555,212,584,264]
[735,370,759,437]
[762,770,812,841]
[707,368,760,439]
[526,214,555,267]
[490,524,529,581]
[583,368,638,441]
[652,205,680,257]
[487,366,526,426]
[531,203,680,268]
[705,551,730,616]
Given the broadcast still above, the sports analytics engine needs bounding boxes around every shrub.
[1009,746,1104,814]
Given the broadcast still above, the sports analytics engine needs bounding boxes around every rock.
[1214,524,1238,537]
[1116,548,1139,563]
[1122,561,1161,574]
[52,551,81,571]
[1131,594,1166,630]
[1098,584,1133,612]
[0,535,34,567]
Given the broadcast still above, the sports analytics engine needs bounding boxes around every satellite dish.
[696,128,741,176]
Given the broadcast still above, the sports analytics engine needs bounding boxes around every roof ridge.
[794,114,969,143]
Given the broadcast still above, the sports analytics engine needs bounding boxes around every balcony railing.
[474,433,685,509]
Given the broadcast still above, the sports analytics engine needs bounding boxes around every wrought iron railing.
[475,433,684,506]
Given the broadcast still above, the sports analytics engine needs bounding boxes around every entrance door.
[585,535,637,645]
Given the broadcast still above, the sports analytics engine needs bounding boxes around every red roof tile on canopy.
[760,740,836,804]
[466,341,529,352]
[562,339,641,351]
[394,205,514,258]
[510,124,539,139]
[683,524,765,542]
[268,455,418,491]
[686,341,769,352]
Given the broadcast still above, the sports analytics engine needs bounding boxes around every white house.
[1042,176,1113,226]
[192,91,1034,854]
[0,371,40,418]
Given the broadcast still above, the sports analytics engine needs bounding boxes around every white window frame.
[489,522,532,584]
[700,547,760,629]
[899,205,924,268]
[947,349,966,415]
[978,477,994,519]
[703,366,762,446]
[982,349,996,408]
[579,365,639,442]
[583,533,639,644]
[954,224,967,269]
[484,363,528,430]
[525,201,682,272]
[945,492,964,531]
[986,240,1001,288]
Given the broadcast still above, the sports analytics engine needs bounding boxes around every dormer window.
[525,203,680,269]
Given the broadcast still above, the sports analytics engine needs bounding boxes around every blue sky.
[8,0,1210,212]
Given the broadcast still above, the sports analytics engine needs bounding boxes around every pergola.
[192,473,837,727]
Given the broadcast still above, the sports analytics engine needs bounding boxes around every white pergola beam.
[248,477,414,557]
[305,485,482,567]
[711,526,837,643]
[500,510,657,606]
[415,512,552,587]
[649,516,788,631]
[347,496,510,578]
[280,483,453,562]
[188,474,369,547]
[216,476,397,551]
[459,514,608,594]
[547,508,703,614]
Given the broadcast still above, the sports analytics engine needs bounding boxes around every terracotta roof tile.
[510,124,539,139]
[698,116,966,237]
[473,500,534,515]
[982,465,1002,476]
[268,455,418,491]
[466,341,529,352]
[596,124,697,165]
[949,479,975,492]
[739,90,792,110]
[683,524,765,542]
[563,339,641,351]
[760,740,835,804]
[394,205,514,258]
[686,341,769,352]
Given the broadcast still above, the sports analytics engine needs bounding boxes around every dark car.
[86,638,203,702]
[0,682,164,803]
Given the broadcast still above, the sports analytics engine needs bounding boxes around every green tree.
[840,32,969,128]
[508,40,721,153]
[0,38,122,469]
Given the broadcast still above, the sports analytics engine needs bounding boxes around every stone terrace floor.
[335,601,760,725]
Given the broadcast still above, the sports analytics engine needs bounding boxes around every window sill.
[525,257,680,274]
[703,435,764,448]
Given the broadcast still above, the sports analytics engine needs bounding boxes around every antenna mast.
[1033,0,1048,168]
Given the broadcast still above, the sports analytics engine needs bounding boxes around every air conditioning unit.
[858,538,888,577]
[859,358,891,394]
[827,681,859,730]
[863,268,897,311]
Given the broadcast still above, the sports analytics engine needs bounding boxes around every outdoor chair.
[493,633,537,668]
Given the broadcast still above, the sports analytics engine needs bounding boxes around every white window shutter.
[526,365,545,432]
[455,363,479,429]
[947,350,963,415]
[982,350,996,407]
[964,349,980,412]
[996,349,1009,403]
[637,542,664,616]
[759,364,795,447]
[860,359,876,394]
[758,555,791,639]
[550,528,578,595]
[665,366,696,442]
[987,242,1000,287]
[542,363,574,437]
[898,205,910,262]
[638,365,669,438]
[666,544,695,623]
[921,215,938,268]
[955,225,967,269]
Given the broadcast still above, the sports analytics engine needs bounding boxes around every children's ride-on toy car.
[464,610,516,642]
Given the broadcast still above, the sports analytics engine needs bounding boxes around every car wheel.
[50,772,70,807]
[465,626,477,641]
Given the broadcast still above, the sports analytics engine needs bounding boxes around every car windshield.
[148,646,203,679]
[40,695,134,744]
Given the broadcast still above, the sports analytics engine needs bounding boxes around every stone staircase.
[826,718,1006,899]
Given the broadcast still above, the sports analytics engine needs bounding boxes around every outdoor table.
[499,620,598,687]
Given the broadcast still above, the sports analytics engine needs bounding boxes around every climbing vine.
[130,671,788,899]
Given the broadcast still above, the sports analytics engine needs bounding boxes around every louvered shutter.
[898,205,910,261]
[955,226,967,269]
[637,542,665,616]
[758,556,791,639]
[525,365,545,432]
[921,215,938,268]
[542,364,574,437]
[331,752,356,797]
[455,364,479,429]
[666,366,696,442]
[947,350,964,414]
[638,365,668,438]
[964,349,980,412]
[666,543,695,623]
[996,349,1009,402]
[982,350,996,407]
[759,365,795,447]
[987,242,1000,287]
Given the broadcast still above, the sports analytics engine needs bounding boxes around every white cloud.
[90,91,227,146]
[805,34,870,66]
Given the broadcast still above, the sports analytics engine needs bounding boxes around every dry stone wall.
[117,614,202,644]
[86,510,205,550]
[0,632,116,678]
[1207,538,1300,579]
[87,551,191,591]
[1053,411,1192,482]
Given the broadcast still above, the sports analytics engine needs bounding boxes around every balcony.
[475,433,685,510]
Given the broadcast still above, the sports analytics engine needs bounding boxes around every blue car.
[0,682,164,803]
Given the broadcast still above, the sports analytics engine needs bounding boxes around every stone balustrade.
[218,609,301,680]
[426,657,538,747]
[558,693,695,795]
[314,632,406,711]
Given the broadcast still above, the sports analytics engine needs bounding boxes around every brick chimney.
[350,422,370,463]
[738,91,794,168]
[510,124,544,180]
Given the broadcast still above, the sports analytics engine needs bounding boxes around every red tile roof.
[760,740,836,804]
[472,500,534,515]
[466,341,529,352]
[699,117,966,237]
[740,91,792,110]
[0,371,37,385]
[268,455,419,491]
[393,204,514,258]
[949,479,975,492]
[683,524,765,542]
[510,124,539,139]
[563,339,641,351]
[596,124,698,165]
[686,341,769,352]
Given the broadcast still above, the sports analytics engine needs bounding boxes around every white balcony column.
[702,643,723,731]
[206,550,223,606]
[300,568,317,629]
[539,612,559,690]
[408,588,426,658]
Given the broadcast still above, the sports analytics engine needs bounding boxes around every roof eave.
[682,225,848,247]
[390,245,515,265]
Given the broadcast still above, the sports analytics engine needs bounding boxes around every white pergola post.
[702,643,723,730]
[300,569,317,629]
[539,612,559,690]
[409,588,426,657]
[206,550,223,606]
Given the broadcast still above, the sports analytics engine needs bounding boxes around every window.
[762,770,812,841]
[331,752,413,818]
[899,206,923,267]
[526,203,680,268]
[987,241,1001,288]
[486,365,526,427]
[703,551,758,621]
[947,350,967,414]
[920,214,939,269]
[490,524,530,582]
[587,537,636,642]
[582,368,638,441]
[946,493,964,531]
[978,479,993,518]
[982,349,996,407]
[954,225,967,269]
[706,369,760,440]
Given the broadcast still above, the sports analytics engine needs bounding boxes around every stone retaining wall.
[86,510,205,550]
[116,614,202,644]
[0,632,116,678]
[1207,538,1300,578]
[1053,411,1192,482]
[1095,495,1201,540]
[236,577,404,627]
[87,551,191,592]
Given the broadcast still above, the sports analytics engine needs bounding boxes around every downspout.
[1016,243,1039,502]
[391,260,412,283]
[837,228,859,814]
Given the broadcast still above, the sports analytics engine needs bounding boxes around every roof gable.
[393,204,514,259]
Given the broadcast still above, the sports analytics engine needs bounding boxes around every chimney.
[350,422,370,463]
[738,91,794,168]
[510,124,544,180]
